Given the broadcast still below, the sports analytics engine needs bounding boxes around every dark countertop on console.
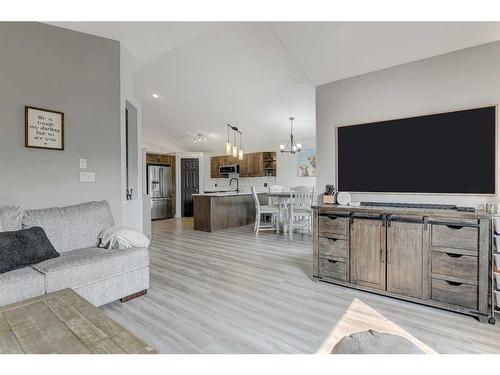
[313,203,490,220]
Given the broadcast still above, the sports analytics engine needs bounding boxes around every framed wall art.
[25,106,64,150]
[296,148,316,177]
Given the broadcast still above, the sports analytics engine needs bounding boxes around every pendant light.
[238,132,244,160]
[225,124,243,158]
[232,129,238,157]
[279,116,302,154]
[225,125,232,155]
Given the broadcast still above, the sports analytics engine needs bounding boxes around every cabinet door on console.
[386,222,425,299]
[350,219,386,290]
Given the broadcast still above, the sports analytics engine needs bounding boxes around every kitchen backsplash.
[204,175,277,193]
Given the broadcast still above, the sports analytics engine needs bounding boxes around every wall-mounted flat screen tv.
[337,106,496,194]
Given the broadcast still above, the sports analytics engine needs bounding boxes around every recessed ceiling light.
[150,92,160,99]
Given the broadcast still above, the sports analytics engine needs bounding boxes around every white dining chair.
[268,184,286,224]
[268,184,286,205]
[251,186,280,235]
[288,185,315,239]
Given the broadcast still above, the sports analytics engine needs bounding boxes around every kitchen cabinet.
[249,152,264,177]
[210,156,222,178]
[209,152,276,178]
[239,153,250,177]
[194,192,267,232]
[146,153,159,164]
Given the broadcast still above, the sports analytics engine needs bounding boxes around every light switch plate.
[79,159,87,169]
[80,172,95,182]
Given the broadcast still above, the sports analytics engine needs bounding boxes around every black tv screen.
[337,106,496,194]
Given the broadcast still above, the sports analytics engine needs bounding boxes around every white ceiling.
[270,22,500,85]
[49,22,500,153]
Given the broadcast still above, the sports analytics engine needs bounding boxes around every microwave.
[219,164,240,174]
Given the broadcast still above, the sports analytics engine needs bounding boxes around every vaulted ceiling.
[49,22,500,153]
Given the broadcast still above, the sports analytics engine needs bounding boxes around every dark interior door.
[181,158,199,217]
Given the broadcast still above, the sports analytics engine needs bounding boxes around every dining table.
[266,191,297,234]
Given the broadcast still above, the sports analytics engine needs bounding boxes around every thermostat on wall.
[80,172,95,182]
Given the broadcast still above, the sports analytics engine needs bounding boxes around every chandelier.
[225,124,244,160]
[280,116,302,154]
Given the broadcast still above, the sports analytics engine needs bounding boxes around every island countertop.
[193,192,267,232]
[192,191,266,197]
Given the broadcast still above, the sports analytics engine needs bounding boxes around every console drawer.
[319,258,347,281]
[431,251,478,282]
[431,224,478,250]
[431,278,477,309]
[318,237,347,260]
[319,216,348,237]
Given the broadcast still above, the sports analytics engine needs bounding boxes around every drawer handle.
[328,238,338,242]
[445,280,463,287]
[445,253,463,258]
[327,216,339,220]
[446,225,464,230]
[327,259,338,264]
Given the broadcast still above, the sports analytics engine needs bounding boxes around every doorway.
[181,158,199,217]
[125,101,138,201]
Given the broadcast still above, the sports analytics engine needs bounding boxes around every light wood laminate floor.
[100,218,500,354]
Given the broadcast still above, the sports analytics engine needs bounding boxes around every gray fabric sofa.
[0,201,149,307]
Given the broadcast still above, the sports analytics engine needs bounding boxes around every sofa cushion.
[22,201,114,254]
[99,226,151,249]
[0,205,23,232]
[0,267,45,307]
[32,246,149,293]
[0,226,60,274]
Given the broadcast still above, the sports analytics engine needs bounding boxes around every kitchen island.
[193,192,267,232]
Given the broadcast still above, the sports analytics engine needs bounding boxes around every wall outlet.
[79,159,87,169]
[80,172,95,182]
[264,182,268,187]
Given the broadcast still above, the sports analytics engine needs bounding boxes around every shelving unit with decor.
[262,152,277,177]
[492,214,500,324]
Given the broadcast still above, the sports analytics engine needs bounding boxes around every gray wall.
[316,41,500,208]
[0,23,122,220]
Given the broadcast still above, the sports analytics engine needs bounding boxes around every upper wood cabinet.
[239,153,250,177]
[210,152,276,178]
[210,156,222,178]
[146,153,175,167]
[249,152,264,177]
[146,153,160,164]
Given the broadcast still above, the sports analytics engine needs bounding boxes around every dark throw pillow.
[0,226,60,274]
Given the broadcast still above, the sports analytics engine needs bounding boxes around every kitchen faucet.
[229,177,239,192]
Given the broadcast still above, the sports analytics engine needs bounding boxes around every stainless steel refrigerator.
[147,165,173,220]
